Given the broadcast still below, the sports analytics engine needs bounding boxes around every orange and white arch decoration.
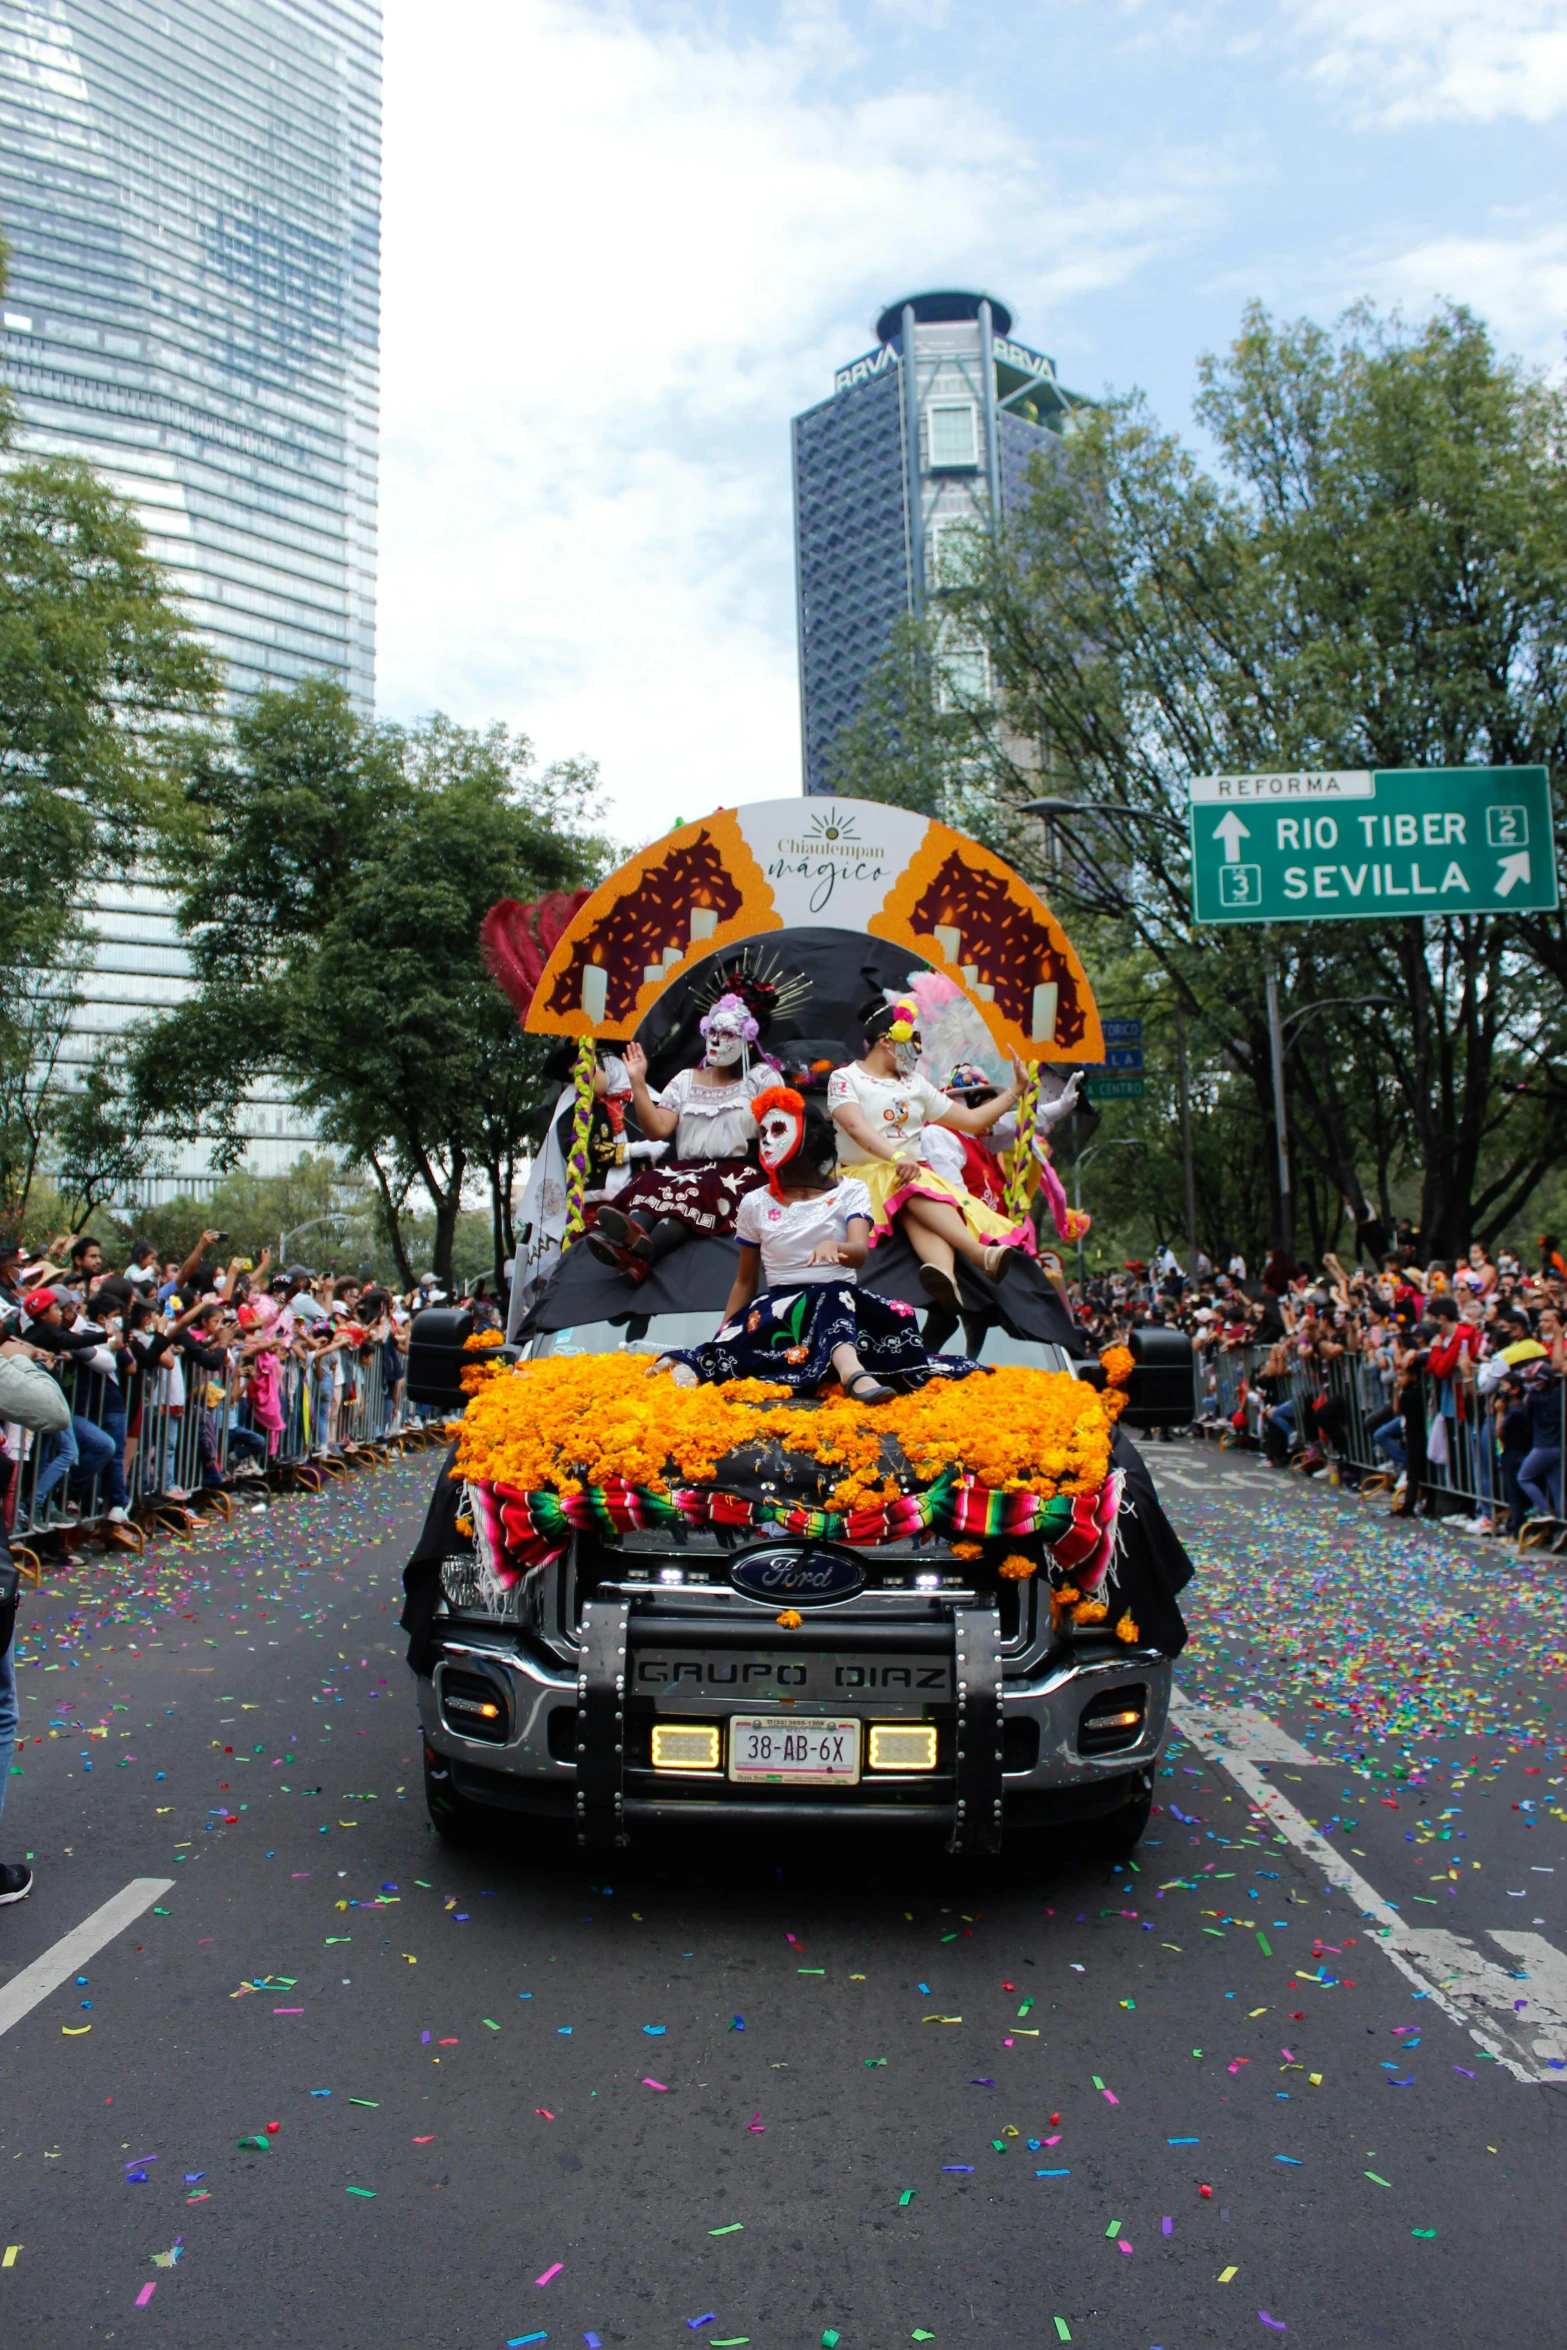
[523,798,1103,1067]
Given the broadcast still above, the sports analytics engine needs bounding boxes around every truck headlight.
[867,1723,938,1772]
[651,1723,722,1772]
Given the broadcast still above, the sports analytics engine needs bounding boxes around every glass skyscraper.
[0,0,379,704]
[0,0,380,1187]
[792,290,1087,797]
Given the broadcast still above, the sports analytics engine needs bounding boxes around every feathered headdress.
[479,889,594,1020]
[696,949,811,1038]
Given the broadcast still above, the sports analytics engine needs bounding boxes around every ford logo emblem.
[730,1544,864,1605]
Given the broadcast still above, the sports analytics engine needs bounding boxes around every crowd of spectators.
[0,1227,444,1554]
[1070,1234,1567,1538]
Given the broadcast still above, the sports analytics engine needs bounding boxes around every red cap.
[22,1287,59,1316]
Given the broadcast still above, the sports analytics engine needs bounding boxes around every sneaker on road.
[106,1505,128,1523]
[0,1864,34,1905]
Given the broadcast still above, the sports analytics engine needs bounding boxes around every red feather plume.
[480,888,592,1021]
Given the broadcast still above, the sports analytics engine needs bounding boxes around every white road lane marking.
[1153,1469,1279,1495]
[1168,1697,1567,2083]
[1174,1700,1324,1766]
[0,1879,174,2040]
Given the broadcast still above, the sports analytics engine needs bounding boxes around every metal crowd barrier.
[1193,1337,1566,1544]
[2,1329,453,1582]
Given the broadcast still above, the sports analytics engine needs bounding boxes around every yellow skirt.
[842,1158,1037,1255]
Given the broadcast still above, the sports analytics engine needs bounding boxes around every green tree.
[134,685,606,1289]
[52,1043,164,1229]
[836,301,1567,1259]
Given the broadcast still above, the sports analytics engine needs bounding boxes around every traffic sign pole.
[1264,948,1293,1260]
[1175,1005,1198,1276]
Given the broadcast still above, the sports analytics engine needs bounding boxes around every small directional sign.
[1101,1018,1143,1044]
[1084,1076,1146,1102]
[1188,767,1557,925]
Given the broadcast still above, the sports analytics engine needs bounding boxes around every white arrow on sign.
[1213,811,1251,863]
[1495,850,1531,897]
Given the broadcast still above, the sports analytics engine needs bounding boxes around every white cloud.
[1373,223,1567,357]
[377,0,1229,841]
[1289,0,1567,127]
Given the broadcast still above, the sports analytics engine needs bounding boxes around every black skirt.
[665,1280,976,1392]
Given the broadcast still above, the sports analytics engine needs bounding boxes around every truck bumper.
[417,1600,1170,1853]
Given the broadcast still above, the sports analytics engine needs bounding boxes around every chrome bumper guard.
[420,1592,1170,1850]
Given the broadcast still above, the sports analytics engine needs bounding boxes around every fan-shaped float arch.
[519,798,1102,1066]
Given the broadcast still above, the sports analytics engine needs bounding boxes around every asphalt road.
[1,1439,1564,2350]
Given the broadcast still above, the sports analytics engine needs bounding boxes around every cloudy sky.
[376,0,1567,843]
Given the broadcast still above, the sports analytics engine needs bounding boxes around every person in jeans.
[1513,1353,1563,1522]
[0,1505,28,1902]
[0,1332,39,1902]
[16,1289,128,1525]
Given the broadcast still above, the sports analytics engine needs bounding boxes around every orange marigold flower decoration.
[1099,1344,1135,1387]
[1072,1596,1109,1626]
[950,1540,984,1560]
[451,1353,1122,1511]
[464,1328,506,1349]
[775,1609,804,1629]
[1114,1611,1139,1643]
[998,1553,1036,1582]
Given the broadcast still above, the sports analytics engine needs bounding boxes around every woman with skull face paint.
[825,996,1038,1311]
[651,1090,970,1400]
[586,992,773,1281]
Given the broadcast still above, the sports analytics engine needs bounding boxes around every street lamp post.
[1271,990,1397,1262]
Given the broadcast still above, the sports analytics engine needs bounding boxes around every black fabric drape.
[400,1444,468,1676]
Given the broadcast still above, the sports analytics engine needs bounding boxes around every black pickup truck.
[400,1255,1195,1862]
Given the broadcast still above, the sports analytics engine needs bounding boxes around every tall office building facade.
[0,0,380,1187]
[792,290,1085,798]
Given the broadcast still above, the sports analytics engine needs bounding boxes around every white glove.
[1034,1069,1083,1136]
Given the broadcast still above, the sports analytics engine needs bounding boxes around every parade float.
[405,800,1194,1857]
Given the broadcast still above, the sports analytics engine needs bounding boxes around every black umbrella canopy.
[634,925,931,1088]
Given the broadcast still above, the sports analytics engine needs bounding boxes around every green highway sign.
[1188,767,1558,925]
[1084,1076,1146,1102]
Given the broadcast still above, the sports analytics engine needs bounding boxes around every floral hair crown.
[884,996,919,1044]
[699,990,760,1044]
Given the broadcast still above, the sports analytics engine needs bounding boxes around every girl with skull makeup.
[586,991,772,1281]
[651,1089,969,1400]
[826,996,1038,1311]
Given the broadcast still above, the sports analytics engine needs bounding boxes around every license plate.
[727,1716,861,1785]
